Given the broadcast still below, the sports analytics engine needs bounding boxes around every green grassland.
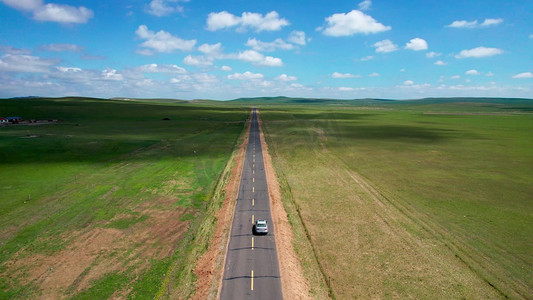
[259,98,533,299]
[0,97,248,298]
[1,96,532,299]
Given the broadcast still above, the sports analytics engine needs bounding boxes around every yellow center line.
[252,186,255,193]
[252,237,254,250]
[253,177,255,183]
[253,169,255,175]
[252,198,254,206]
[251,270,254,291]
[252,214,254,223]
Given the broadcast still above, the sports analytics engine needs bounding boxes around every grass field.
[259,98,533,299]
[0,97,248,298]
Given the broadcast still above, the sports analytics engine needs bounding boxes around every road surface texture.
[220,108,283,300]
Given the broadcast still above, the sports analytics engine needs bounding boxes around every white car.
[253,219,268,235]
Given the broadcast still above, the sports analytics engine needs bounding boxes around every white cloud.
[446,18,503,29]
[451,75,461,79]
[434,60,447,66]
[136,63,186,74]
[198,43,222,57]
[446,20,477,28]
[1,0,42,11]
[227,71,264,80]
[369,72,379,77]
[101,68,123,80]
[290,83,304,88]
[41,43,83,52]
[481,18,503,27]
[405,38,428,51]
[465,69,480,75]
[33,3,93,24]
[260,56,283,67]
[220,65,232,71]
[236,49,266,63]
[485,72,494,77]
[275,74,297,81]
[193,73,218,84]
[512,72,533,78]
[360,55,374,61]
[0,54,58,72]
[146,0,184,17]
[321,10,391,36]
[403,80,414,85]
[183,55,213,67]
[206,11,240,31]
[2,0,99,24]
[358,0,372,11]
[530,34,533,39]
[135,25,196,53]
[234,50,283,66]
[338,87,355,91]
[246,38,294,52]
[288,31,307,45]
[56,66,81,73]
[0,45,32,55]
[332,72,360,78]
[455,46,503,58]
[206,11,289,32]
[426,51,441,58]
[373,39,398,53]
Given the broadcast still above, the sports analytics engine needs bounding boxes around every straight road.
[220,108,283,300]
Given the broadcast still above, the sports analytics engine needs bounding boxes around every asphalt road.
[220,108,283,300]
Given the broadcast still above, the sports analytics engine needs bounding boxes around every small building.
[7,117,22,123]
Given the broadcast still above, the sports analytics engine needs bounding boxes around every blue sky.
[0,0,532,100]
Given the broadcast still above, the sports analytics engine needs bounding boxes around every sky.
[0,0,532,100]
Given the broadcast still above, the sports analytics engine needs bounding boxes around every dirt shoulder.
[257,111,312,299]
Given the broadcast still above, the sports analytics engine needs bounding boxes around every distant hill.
[229,96,394,105]
[229,96,533,106]
[110,97,189,104]
[4,96,532,109]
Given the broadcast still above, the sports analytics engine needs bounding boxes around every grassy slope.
[0,97,248,299]
[260,99,532,299]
